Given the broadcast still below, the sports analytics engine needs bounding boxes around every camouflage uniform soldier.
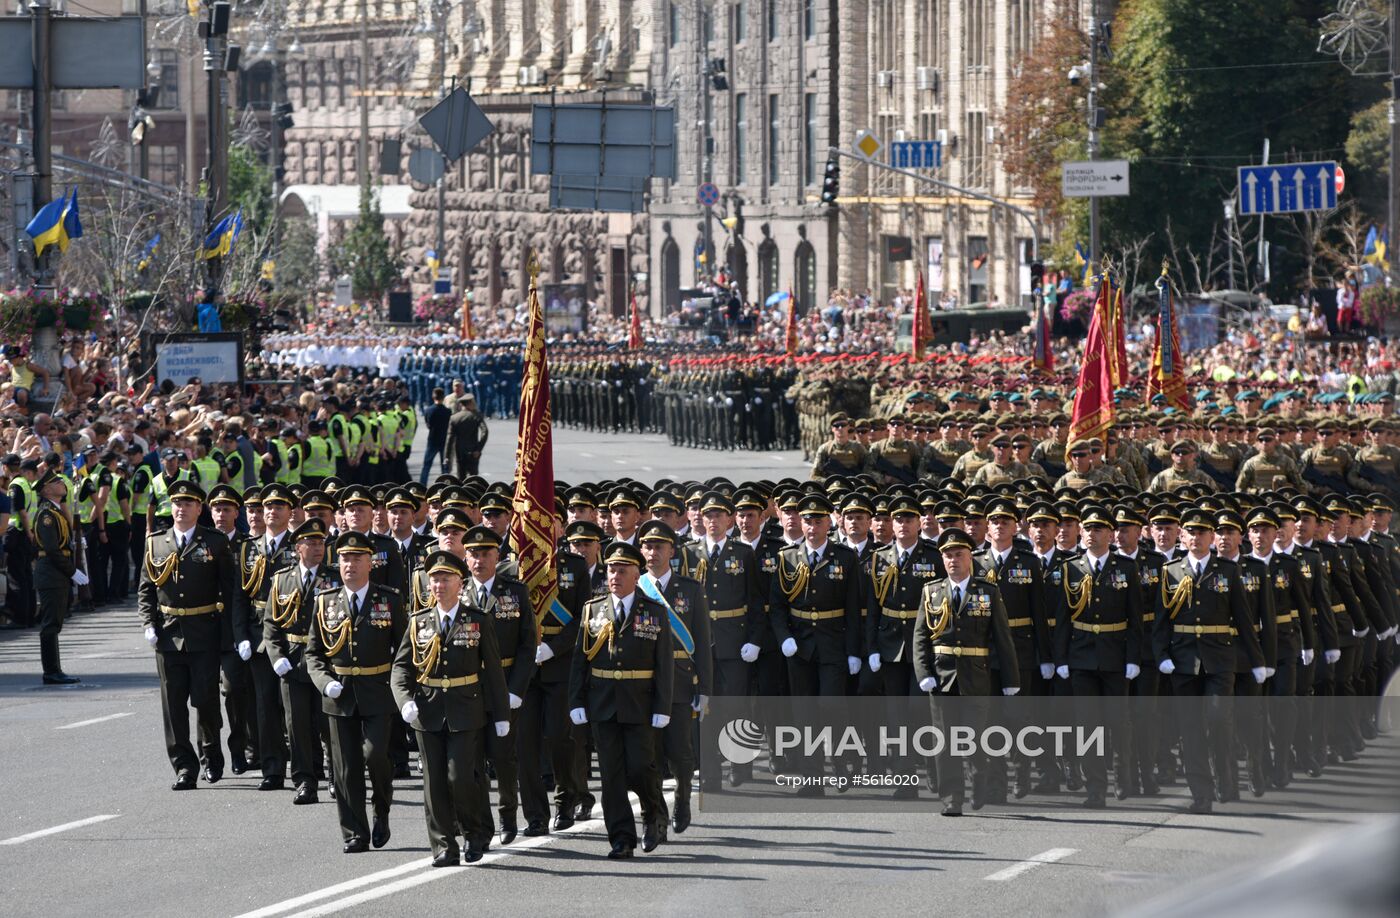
[950,423,996,483]
[864,416,921,486]
[1148,439,1218,493]
[810,414,868,479]
[971,433,1031,487]
[1236,427,1308,494]
[1053,440,1098,491]
[1299,419,1370,496]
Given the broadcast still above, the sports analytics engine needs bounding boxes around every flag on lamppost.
[510,255,560,640]
[25,189,72,258]
[1147,263,1188,410]
[202,208,244,260]
[1032,296,1053,373]
[460,293,474,341]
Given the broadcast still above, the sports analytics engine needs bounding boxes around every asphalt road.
[1,425,1396,916]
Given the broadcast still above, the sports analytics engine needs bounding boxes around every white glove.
[569,707,588,725]
[535,643,554,664]
[847,656,861,676]
[71,569,89,586]
[781,637,798,658]
[325,680,344,699]
[495,720,510,737]
[1354,627,1369,638]
[1301,648,1314,666]
[1384,626,1398,640]
[400,700,418,723]
[739,643,760,663]
[1252,666,1268,684]
[1039,663,1055,680]
[144,625,158,647]
[1158,659,1176,675]
[508,692,522,710]
[918,676,937,692]
[1324,648,1341,664]
[1055,664,1069,679]
[1125,663,1141,680]
[1002,687,1019,696]
[1265,667,1276,678]
[236,640,252,662]
[273,657,292,677]
[691,694,708,714]
[651,713,671,729]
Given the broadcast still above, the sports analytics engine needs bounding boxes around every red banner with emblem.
[509,261,558,637]
[784,288,798,356]
[912,270,928,362]
[1068,276,1118,443]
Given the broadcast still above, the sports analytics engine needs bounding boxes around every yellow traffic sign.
[855,131,882,160]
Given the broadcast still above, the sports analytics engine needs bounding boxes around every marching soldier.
[568,542,674,859]
[1113,505,1167,797]
[865,416,921,485]
[305,531,407,853]
[1051,506,1143,807]
[207,484,256,774]
[971,433,1031,487]
[975,497,1051,802]
[1236,427,1308,493]
[233,482,299,791]
[391,551,510,866]
[138,480,237,789]
[34,470,81,684]
[810,414,867,479]
[1153,509,1267,814]
[1148,439,1217,493]
[462,525,538,846]
[637,520,712,834]
[263,517,342,805]
[913,528,1019,816]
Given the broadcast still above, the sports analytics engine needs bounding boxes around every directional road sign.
[1237,161,1338,215]
[889,140,942,170]
[698,182,720,206]
[1061,159,1130,197]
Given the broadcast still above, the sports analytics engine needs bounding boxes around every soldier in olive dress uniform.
[34,470,80,684]
[305,531,407,853]
[139,480,238,789]
[391,551,510,866]
[568,542,674,859]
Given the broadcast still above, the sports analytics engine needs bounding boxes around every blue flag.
[62,187,83,241]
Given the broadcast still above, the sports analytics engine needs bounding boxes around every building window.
[767,94,779,185]
[967,235,989,304]
[967,0,990,70]
[734,93,747,184]
[150,49,180,110]
[804,0,816,40]
[1009,0,1035,60]
[734,0,747,43]
[767,0,778,42]
[668,2,681,47]
[795,242,816,312]
[758,240,779,303]
[965,110,986,188]
[240,60,275,110]
[702,9,713,44]
[804,93,817,186]
[149,145,181,187]
[518,133,529,190]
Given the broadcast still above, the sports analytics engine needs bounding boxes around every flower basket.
[1357,284,1400,330]
[413,293,457,323]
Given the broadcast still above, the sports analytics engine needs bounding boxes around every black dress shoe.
[522,820,549,837]
[42,672,80,685]
[343,838,369,854]
[464,846,485,864]
[498,823,517,846]
[1141,777,1160,796]
[607,841,634,859]
[371,815,390,849]
[892,784,919,801]
[293,784,319,805]
[641,821,660,853]
[258,776,284,791]
[673,800,692,834]
[1031,780,1061,795]
[574,794,596,821]
[171,772,197,791]
[941,801,963,817]
[394,763,412,780]
[552,810,575,832]
[328,783,337,800]
[1083,791,1107,809]
[431,850,459,868]
[1114,786,1130,801]
[970,794,986,811]
[1188,797,1213,815]
[229,756,249,776]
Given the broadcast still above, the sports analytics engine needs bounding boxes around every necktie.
[350,593,361,618]
[615,601,625,628]
[1043,554,1051,571]
[177,533,186,552]
[809,550,818,567]
[303,569,314,593]
[710,544,720,564]
[1093,559,1101,577]
[952,585,962,608]
[898,550,908,571]
[441,612,451,637]
[478,586,488,609]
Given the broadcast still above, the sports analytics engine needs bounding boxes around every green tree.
[1103,0,1359,295]
[334,181,402,307]
[1344,98,1389,218]
[275,215,321,300]
[227,143,274,236]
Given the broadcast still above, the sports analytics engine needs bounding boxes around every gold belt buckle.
[1092,623,1101,634]
[1194,625,1203,636]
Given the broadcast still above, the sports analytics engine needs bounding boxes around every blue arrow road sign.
[889,140,943,170]
[1237,161,1338,215]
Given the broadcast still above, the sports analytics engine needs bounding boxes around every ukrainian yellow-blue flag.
[202,208,244,260]
[425,248,440,274]
[62,187,82,242]
[25,190,70,258]
[1072,243,1090,287]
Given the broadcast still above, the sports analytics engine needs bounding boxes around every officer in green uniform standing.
[568,542,674,859]
[35,470,80,684]
[305,531,407,853]
[391,550,510,866]
[139,480,238,789]
[809,414,868,479]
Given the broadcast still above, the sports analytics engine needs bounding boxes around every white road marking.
[56,712,134,730]
[0,814,120,845]
[231,858,435,918]
[769,455,788,462]
[983,847,1078,881]
[614,459,628,464]
[578,452,595,458]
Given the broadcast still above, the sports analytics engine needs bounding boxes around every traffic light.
[820,157,840,205]
[708,58,728,91]
[272,102,294,131]
[1030,260,1045,292]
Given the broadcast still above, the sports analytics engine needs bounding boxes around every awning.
[279,184,412,219]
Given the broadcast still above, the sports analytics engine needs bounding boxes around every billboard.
[541,283,588,335]
[151,333,244,386]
